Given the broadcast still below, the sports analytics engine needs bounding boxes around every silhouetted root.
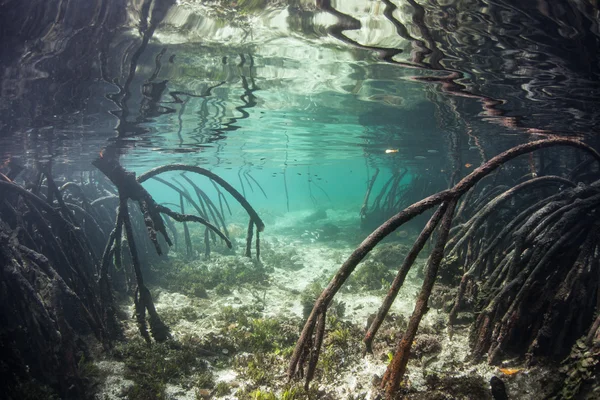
[181,173,230,238]
[447,176,580,333]
[0,239,87,397]
[143,165,262,257]
[179,193,193,257]
[255,228,261,261]
[360,167,380,218]
[0,171,119,398]
[92,155,174,342]
[93,157,263,341]
[361,168,410,229]
[245,219,254,257]
[137,164,265,231]
[289,138,600,399]
[153,175,224,249]
[161,211,179,250]
[60,181,91,204]
[120,194,170,342]
[460,184,600,363]
[364,202,448,353]
[211,179,233,217]
[445,175,576,262]
[246,171,268,199]
[529,225,599,355]
[462,188,600,364]
[157,203,231,248]
[382,198,457,397]
[93,157,173,255]
[0,179,110,336]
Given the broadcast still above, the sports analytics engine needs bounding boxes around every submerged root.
[289,138,600,399]
[93,155,264,342]
[0,166,119,398]
[462,190,600,364]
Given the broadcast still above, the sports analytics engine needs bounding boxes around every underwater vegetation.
[112,338,215,399]
[0,154,265,399]
[151,254,273,298]
[288,138,600,399]
[3,137,600,400]
[4,0,600,398]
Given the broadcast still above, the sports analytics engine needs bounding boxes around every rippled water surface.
[3,2,600,399]
[1,0,600,196]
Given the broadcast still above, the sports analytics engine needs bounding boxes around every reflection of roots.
[288,138,600,399]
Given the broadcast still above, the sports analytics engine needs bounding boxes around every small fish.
[465,163,473,168]
[385,149,399,154]
[414,156,426,160]
[498,367,521,375]
[427,149,439,153]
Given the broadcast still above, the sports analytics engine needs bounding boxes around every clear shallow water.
[2,2,600,399]
[2,0,600,181]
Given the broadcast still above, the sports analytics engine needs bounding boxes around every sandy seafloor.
[94,207,555,400]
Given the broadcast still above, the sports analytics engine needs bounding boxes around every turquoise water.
[2,1,600,399]
[7,0,598,176]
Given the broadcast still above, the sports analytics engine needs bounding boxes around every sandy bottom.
[95,208,553,400]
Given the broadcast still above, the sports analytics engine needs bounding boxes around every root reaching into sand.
[289,138,600,399]
[93,155,263,342]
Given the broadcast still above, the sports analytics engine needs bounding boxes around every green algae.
[150,255,273,298]
[346,259,395,291]
[218,305,298,354]
[112,338,215,400]
[301,280,345,320]
[552,337,600,399]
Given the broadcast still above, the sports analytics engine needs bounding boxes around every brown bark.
[137,164,265,231]
[382,199,457,398]
[364,202,448,353]
[288,138,600,388]
[245,219,254,258]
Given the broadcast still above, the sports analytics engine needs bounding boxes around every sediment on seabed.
[2,138,600,400]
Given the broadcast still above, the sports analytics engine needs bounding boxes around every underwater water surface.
[2,1,600,399]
